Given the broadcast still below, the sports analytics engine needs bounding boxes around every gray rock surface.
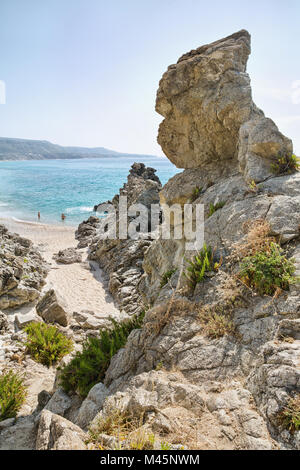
[88,163,162,316]
[53,247,82,264]
[156,30,292,183]
[36,289,71,326]
[36,410,86,450]
[0,225,47,309]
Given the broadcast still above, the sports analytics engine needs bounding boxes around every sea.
[0,157,180,226]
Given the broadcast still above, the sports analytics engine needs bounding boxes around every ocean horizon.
[0,156,180,226]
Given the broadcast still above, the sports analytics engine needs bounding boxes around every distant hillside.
[0,137,158,161]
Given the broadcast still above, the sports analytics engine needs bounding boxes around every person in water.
[38,212,40,220]
[61,213,66,221]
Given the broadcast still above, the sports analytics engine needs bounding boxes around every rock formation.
[53,247,82,264]
[77,30,300,450]
[1,30,299,451]
[156,30,292,183]
[86,162,162,317]
[0,225,47,309]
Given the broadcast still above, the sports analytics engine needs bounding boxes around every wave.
[65,206,94,214]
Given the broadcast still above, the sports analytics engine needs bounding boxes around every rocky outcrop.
[87,163,162,316]
[75,216,100,248]
[156,30,292,182]
[1,31,299,451]
[82,31,299,450]
[0,225,47,310]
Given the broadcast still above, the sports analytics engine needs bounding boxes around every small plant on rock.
[271,152,299,175]
[0,370,27,421]
[190,186,202,202]
[239,242,296,296]
[160,268,177,288]
[208,201,225,217]
[184,244,216,289]
[24,322,73,367]
[278,395,300,433]
[60,312,145,397]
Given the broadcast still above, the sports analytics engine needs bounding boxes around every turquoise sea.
[0,157,180,226]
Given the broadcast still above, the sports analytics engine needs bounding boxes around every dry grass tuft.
[277,395,300,434]
[233,219,276,259]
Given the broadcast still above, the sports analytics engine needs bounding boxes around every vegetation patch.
[184,244,218,289]
[239,242,296,296]
[160,268,177,288]
[0,370,27,421]
[190,186,202,202]
[60,313,145,397]
[234,219,276,259]
[278,395,300,434]
[198,308,235,339]
[208,201,225,217]
[24,322,73,367]
[271,152,299,175]
[88,408,171,450]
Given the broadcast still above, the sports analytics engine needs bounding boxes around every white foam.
[65,206,93,214]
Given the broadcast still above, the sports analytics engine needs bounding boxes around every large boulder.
[53,247,82,264]
[36,410,86,450]
[36,289,71,326]
[156,30,292,182]
[76,382,109,429]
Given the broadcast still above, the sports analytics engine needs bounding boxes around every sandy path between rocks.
[0,217,120,319]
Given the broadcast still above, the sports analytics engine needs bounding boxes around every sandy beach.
[0,217,120,319]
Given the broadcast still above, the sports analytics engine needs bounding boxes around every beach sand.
[0,217,120,319]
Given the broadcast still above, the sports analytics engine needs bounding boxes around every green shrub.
[271,152,299,175]
[208,201,225,217]
[0,370,27,421]
[278,395,300,433]
[24,322,73,367]
[184,244,215,289]
[60,312,145,397]
[239,242,296,296]
[160,268,177,288]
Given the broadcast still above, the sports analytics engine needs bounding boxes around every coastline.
[0,216,120,320]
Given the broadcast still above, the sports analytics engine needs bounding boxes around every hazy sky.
[0,0,299,156]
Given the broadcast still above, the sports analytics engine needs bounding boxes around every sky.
[0,0,299,156]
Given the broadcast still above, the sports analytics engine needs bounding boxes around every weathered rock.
[36,410,86,450]
[45,388,72,417]
[15,311,41,329]
[36,289,71,326]
[0,225,47,310]
[0,311,9,332]
[75,216,100,248]
[0,417,15,430]
[88,163,162,316]
[73,311,112,330]
[76,382,109,429]
[53,247,82,264]
[156,30,292,183]
[0,415,36,450]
